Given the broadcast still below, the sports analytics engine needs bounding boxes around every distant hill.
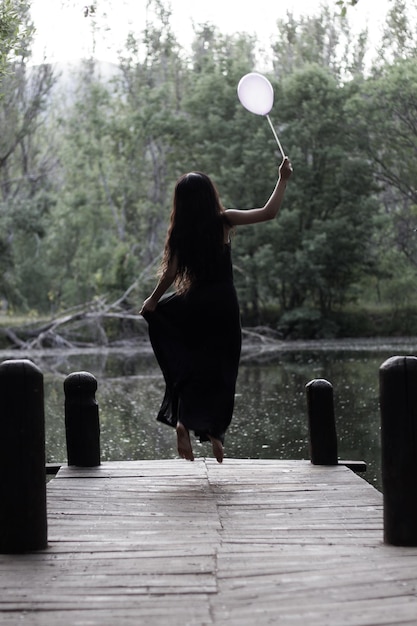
[33,59,122,103]
[53,58,120,83]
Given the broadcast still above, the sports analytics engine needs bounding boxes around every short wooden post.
[0,359,47,553]
[305,378,338,465]
[380,355,417,546]
[64,371,100,467]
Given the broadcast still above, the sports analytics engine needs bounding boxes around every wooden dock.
[1,458,417,625]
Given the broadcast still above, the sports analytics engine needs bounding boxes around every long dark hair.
[161,172,229,292]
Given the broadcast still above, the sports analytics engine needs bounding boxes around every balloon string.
[266,115,285,159]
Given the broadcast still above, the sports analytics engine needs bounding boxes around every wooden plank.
[2,458,417,625]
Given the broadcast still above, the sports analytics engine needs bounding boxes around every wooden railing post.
[64,371,100,467]
[380,355,417,546]
[0,359,47,553]
[305,378,338,465]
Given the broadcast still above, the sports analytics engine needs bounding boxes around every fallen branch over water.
[1,296,285,360]
[0,299,148,350]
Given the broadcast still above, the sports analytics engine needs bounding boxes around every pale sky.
[30,0,391,65]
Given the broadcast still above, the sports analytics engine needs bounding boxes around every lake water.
[2,337,417,492]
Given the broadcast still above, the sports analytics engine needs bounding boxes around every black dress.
[143,243,241,444]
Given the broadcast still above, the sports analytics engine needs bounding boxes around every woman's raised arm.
[225,157,292,226]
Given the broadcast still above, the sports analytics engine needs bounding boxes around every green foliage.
[348,55,417,273]
[378,0,417,63]
[272,5,367,80]
[265,65,378,318]
[0,1,55,309]
[0,0,34,81]
[277,307,339,339]
[1,0,417,339]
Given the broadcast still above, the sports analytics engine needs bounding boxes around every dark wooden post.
[305,378,338,465]
[0,359,47,553]
[64,371,100,467]
[380,355,417,546]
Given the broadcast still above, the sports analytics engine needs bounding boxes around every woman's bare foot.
[209,436,224,464]
[176,422,194,461]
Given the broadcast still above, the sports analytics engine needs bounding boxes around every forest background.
[1,0,417,345]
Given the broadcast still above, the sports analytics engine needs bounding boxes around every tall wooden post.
[306,378,338,465]
[64,371,100,467]
[380,355,417,546]
[0,359,47,553]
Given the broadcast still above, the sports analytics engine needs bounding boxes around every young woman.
[140,156,293,463]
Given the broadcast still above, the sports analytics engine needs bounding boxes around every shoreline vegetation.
[1,304,417,359]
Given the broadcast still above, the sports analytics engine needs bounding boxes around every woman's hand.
[140,296,158,315]
[279,156,293,181]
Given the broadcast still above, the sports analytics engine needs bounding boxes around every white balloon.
[237,72,274,116]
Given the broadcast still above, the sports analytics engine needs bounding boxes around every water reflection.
[231,353,381,489]
[3,338,417,493]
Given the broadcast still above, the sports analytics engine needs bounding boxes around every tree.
[270,65,378,320]
[40,0,190,311]
[0,0,56,310]
[373,0,417,67]
[349,56,417,273]
[0,0,33,87]
[272,5,368,81]
[181,26,280,321]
